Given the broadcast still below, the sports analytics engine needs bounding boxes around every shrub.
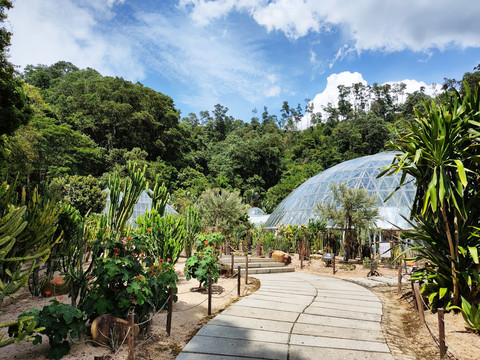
[15,299,85,360]
[184,232,224,288]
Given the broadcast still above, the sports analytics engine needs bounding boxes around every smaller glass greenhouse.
[247,207,270,227]
[104,190,178,226]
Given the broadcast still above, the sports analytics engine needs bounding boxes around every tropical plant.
[79,164,183,327]
[448,297,480,333]
[184,232,224,288]
[79,235,177,327]
[15,299,85,359]
[316,184,379,261]
[380,83,480,306]
[0,180,63,347]
[307,218,327,253]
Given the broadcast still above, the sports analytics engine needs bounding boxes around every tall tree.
[0,1,31,135]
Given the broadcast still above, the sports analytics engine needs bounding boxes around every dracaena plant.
[380,82,480,307]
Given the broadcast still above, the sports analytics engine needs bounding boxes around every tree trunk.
[441,205,459,306]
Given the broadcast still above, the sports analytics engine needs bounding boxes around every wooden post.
[245,255,249,285]
[127,312,134,360]
[166,287,173,336]
[332,254,336,275]
[300,240,303,269]
[237,266,241,297]
[413,282,425,324]
[438,308,447,358]
[208,277,212,316]
[231,253,234,275]
[397,266,402,295]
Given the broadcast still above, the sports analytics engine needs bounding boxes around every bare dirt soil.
[2,255,479,360]
[0,258,259,360]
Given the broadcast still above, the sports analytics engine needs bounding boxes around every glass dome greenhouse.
[104,190,178,226]
[264,152,416,230]
[248,207,270,227]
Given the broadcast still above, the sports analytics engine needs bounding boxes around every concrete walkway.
[176,272,394,360]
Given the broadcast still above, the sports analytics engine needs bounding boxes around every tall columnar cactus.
[106,163,147,239]
[184,206,201,258]
[0,181,61,347]
[0,182,62,299]
[150,175,168,216]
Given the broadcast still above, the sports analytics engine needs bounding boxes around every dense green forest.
[1,0,478,214]
[3,57,480,213]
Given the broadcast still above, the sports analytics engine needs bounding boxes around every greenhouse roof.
[264,152,416,230]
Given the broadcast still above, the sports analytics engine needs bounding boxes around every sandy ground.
[0,258,259,360]
[1,255,480,360]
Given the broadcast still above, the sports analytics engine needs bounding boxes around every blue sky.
[7,0,480,123]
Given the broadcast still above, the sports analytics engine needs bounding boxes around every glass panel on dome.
[265,152,416,230]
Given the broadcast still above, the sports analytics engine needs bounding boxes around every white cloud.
[265,86,281,97]
[8,0,144,81]
[132,11,282,110]
[299,71,437,129]
[181,0,480,53]
[107,0,125,7]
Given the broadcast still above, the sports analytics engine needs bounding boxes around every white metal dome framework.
[264,152,416,230]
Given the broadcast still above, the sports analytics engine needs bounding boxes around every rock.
[271,250,291,265]
[42,276,69,296]
[91,314,140,346]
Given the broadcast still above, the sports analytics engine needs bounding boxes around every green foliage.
[135,211,185,266]
[16,299,85,359]
[449,297,480,333]
[184,233,223,288]
[1,315,43,347]
[78,164,183,327]
[105,163,147,240]
[49,175,107,216]
[0,181,62,300]
[184,205,201,258]
[0,1,31,136]
[317,184,378,261]
[381,83,480,306]
[80,236,177,326]
[196,188,249,236]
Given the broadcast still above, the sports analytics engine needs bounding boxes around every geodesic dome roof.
[248,207,270,227]
[128,190,178,225]
[264,152,416,230]
[248,207,266,216]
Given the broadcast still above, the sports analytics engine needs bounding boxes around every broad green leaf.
[458,246,467,257]
[428,292,438,303]
[439,287,447,299]
[468,246,479,264]
[453,160,467,186]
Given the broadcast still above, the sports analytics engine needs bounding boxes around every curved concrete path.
[176,272,394,360]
